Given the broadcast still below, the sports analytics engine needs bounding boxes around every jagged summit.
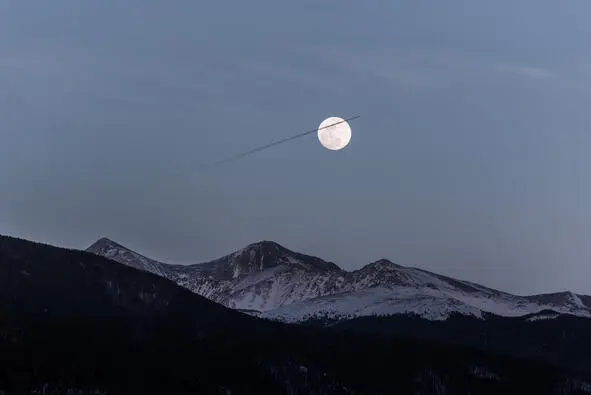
[197,240,342,281]
[87,237,123,252]
[239,240,287,252]
[230,240,297,271]
[359,258,402,270]
[86,237,168,276]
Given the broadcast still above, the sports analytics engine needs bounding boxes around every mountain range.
[86,237,591,323]
[5,234,591,394]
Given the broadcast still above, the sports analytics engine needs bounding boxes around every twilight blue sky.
[1,1,591,294]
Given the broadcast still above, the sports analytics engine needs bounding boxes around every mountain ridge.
[86,237,591,322]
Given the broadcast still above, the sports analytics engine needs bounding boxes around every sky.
[1,1,591,295]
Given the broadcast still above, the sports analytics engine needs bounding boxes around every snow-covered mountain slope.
[86,238,591,322]
[87,238,171,277]
[261,285,591,323]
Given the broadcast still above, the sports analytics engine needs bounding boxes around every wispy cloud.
[307,46,573,91]
[494,62,591,96]
[314,47,448,89]
[240,59,350,95]
[508,66,554,80]
[0,50,247,115]
[490,62,556,81]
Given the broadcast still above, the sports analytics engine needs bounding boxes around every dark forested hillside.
[325,311,591,381]
[0,235,589,395]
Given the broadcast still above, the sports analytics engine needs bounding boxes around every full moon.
[317,117,352,151]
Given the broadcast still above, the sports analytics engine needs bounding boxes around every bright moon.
[318,117,352,151]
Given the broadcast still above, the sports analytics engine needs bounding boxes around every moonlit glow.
[317,117,352,151]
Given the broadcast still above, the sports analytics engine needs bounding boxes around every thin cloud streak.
[310,46,589,92]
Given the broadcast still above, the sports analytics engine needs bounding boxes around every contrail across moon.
[169,115,360,180]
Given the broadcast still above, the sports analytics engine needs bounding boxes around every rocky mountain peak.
[235,240,288,258]
[86,237,167,276]
[228,241,292,276]
[87,237,120,253]
[361,259,402,271]
[220,240,340,278]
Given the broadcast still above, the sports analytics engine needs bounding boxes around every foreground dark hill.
[1,235,590,394]
[321,312,591,382]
